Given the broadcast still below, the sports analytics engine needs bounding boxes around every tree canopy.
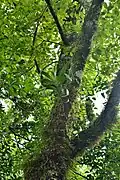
[0,0,120,179]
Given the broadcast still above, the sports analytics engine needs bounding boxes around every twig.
[42,61,58,71]
[45,39,62,45]
[72,170,88,179]
[34,59,41,74]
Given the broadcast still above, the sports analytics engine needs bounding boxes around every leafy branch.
[31,6,47,54]
[30,7,47,74]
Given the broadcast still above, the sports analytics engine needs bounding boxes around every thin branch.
[9,127,31,142]
[32,22,39,48]
[45,39,62,45]
[34,59,41,75]
[16,65,34,77]
[34,59,58,77]
[42,60,58,71]
[72,170,89,179]
[30,8,48,77]
[71,70,120,157]
[30,7,47,57]
[44,0,68,45]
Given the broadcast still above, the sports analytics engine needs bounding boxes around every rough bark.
[24,0,120,179]
[71,71,120,157]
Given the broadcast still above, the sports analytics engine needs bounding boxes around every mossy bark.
[24,1,110,179]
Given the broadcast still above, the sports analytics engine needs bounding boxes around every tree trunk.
[24,1,120,179]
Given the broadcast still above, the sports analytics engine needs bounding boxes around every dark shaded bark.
[24,143,72,179]
[71,71,120,157]
[24,1,120,179]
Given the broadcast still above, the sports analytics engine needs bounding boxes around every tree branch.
[30,7,47,57]
[71,70,120,157]
[31,9,47,78]
[34,59,41,74]
[70,0,104,79]
[44,0,68,45]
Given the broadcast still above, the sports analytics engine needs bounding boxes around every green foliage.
[0,0,120,179]
[67,125,120,180]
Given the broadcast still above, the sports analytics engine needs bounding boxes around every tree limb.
[71,70,120,157]
[70,0,104,78]
[30,7,47,57]
[34,59,41,74]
